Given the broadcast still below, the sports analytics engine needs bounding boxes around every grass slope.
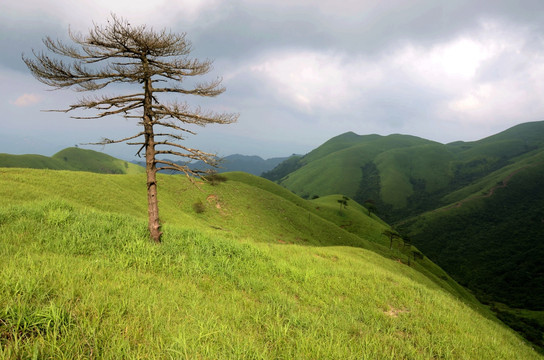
[277,134,435,201]
[262,121,544,350]
[0,168,540,358]
[0,154,68,170]
[0,147,144,174]
[399,153,544,349]
[270,121,544,222]
[52,147,144,174]
[401,158,544,308]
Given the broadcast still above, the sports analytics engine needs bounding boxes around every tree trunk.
[145,132,162,243]
[143,58,162,243]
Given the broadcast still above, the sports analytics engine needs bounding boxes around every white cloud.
[448,85,491,113]
[248,50,382,113]
[434,22,544,127]
[11,93,42,107]
[232,17,544,143]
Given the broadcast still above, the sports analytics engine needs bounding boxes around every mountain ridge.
[264,121,544,218]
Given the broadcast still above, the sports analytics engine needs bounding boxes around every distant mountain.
[261,154,304,181]
[264,121,544,221]
[0,147,145,174]
[134,154,290,176]
[191,154,289,175]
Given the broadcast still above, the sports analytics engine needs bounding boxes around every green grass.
[52,147,145,174]
[0,168,541,359]
[278,136,447,210]
[441,148,544,205]
[373,144,455,208]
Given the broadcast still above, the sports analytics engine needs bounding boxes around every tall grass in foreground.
[0,200,540,359]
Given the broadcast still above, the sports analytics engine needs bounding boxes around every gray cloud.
[2,0,544,159]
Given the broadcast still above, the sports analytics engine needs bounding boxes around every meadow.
[0,168,541,359]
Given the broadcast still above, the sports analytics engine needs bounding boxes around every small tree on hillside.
[23,15,238,243]
[363,199,377,216]
[337,195,349,210]
[382,229,400,250]
[401,235,412,249]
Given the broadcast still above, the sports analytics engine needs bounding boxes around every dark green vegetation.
[264,120,544,349]
[1,168,540,358]
[261,154,304,181]
[398,157,544,350]
[0,147,144,174]
[399,158,544,309]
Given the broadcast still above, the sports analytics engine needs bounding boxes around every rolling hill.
[0,167,540,358]
[265,121,544,221]
[263,120,544,349]
[0,147,144,174]
[398,153,544,348]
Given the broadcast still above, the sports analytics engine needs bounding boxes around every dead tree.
[23,15,238,243]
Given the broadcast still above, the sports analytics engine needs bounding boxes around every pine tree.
[23,15,238,242]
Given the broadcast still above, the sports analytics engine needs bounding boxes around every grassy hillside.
[399,155,544,349]
[263,121,544,349]
[0,168,540,358]
[0,147,144,174]
[267,121,544,222]
[52,147,144,174]
[275,134,436,201]
[0,153,68,170]
[400,153,544,307]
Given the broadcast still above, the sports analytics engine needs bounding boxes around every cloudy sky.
[2,0,544,160]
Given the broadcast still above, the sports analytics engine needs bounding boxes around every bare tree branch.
[152,121,197,135]
[84,132,145,145]
[23,14,238,243]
